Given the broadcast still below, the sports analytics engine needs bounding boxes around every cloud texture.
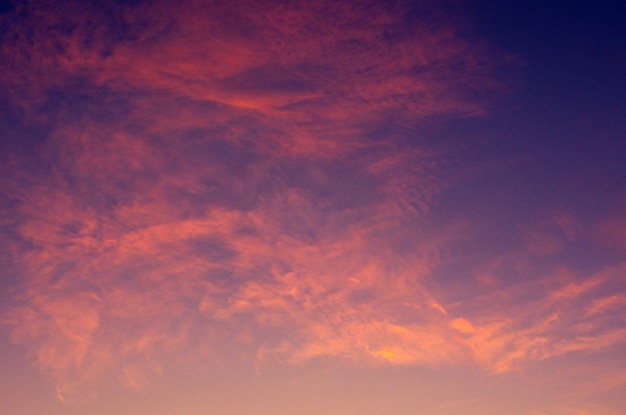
[0,0,624,406]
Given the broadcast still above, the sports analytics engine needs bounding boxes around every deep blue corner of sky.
[444,0,626,219]
[472,0,625,120]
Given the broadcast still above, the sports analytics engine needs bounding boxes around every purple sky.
[1,0,625,414]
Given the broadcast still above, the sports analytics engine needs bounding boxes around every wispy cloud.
[1,0,624,405]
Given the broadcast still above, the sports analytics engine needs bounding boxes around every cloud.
[3,0,624,405]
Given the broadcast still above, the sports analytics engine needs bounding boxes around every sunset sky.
[1,0,625,414]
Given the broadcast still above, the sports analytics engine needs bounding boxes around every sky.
[0,0,625,414]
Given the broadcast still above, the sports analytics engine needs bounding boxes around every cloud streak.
[0,0,624,406]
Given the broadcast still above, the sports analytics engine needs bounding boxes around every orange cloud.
[3,0,624,406]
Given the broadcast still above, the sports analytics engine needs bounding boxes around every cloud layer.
[1,0,624,405]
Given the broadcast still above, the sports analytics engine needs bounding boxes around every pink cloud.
[2,0,624,406]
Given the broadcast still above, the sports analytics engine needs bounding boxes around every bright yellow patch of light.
[373,349,396,361]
